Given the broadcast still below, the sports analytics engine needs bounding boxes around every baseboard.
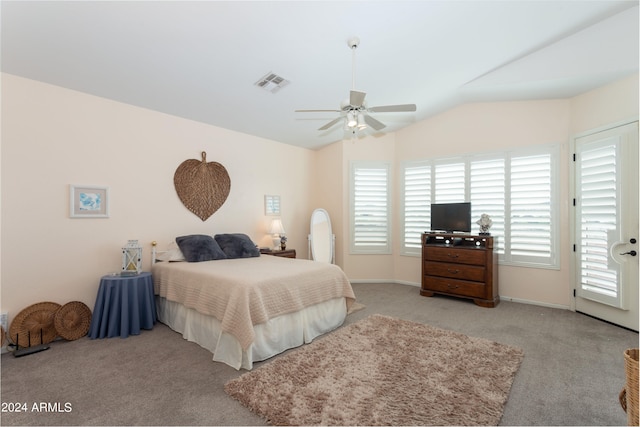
[350,279,420,287]
[499,295,569,310]
[350,280,571,311]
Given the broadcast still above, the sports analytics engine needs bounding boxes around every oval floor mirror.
[308,208,335,263]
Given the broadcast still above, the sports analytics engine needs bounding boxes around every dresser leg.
[420,289,435,297]
[473,297,500,308]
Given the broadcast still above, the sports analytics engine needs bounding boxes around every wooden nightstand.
[261,249,296,259]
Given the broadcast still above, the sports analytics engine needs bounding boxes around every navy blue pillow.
[175,235,227,262]
[214,233,260,259]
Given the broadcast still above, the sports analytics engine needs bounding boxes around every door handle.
[620,250,637,256]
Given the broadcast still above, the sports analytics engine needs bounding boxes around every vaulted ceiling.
[2,1,638,150]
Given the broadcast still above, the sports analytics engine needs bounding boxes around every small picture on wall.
[264,195,281,216]
[70,185,109,218]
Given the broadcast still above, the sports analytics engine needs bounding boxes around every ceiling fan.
[296,37,416,135]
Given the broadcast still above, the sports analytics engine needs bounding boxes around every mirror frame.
[308,208,335,263]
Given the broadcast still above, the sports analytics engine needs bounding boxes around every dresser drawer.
[423,276,486,299]
[424,247,486,266]
[424,261,485,282]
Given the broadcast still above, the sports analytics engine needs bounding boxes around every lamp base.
[272,237,281,250]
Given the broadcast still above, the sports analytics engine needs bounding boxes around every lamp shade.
[269,218,286,235]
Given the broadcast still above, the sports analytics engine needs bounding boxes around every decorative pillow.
[175,234,227,262]
[214,233,260,259]
[155,247,186,262]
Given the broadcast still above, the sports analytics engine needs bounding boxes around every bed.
[151,233,355,370]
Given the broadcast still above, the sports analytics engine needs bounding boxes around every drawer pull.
[447,253,459,258]
[447,268,460,274]
[447,284,459,290]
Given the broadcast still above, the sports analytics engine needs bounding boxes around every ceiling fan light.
[347,112,357,128]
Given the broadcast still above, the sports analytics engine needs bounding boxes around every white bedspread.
[151,256,355,350]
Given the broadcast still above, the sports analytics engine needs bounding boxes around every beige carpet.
[347,301,365,315]
[225,314,524,426]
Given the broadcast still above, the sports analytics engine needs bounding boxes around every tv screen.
[430,202,471,233]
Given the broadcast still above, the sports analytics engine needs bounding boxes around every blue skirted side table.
[88,272,157,339]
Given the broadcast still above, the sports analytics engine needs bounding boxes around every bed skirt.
[155,296,347,370]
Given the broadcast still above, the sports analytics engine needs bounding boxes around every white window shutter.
[509,153,555,265]
[350,162,391,254]
[470,158,505,253]
[399,145,558,269]
[434,162,465,203]
[577,142,619,302]
[402,163,431,254]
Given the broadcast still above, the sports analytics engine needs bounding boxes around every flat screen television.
[430,202,471,233]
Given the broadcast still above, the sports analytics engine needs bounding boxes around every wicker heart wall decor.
[174,151,231,221]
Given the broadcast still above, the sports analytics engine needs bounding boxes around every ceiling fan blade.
[364,114,386,131]
[368,104,417,113]
[350,90,366,108]
[318,117,344,131]
[295,109,341,113]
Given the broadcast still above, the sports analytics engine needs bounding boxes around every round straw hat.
[9,302,61,347]
[54,301,92,341]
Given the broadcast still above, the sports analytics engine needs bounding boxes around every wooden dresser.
[421,233,499,307]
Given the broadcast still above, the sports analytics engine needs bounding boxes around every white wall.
[1,74,315,325]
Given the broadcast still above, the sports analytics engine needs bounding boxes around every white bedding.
[151,255,355,370]
[156,295,347,370]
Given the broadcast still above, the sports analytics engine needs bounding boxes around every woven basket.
[54,301,92,341]
[8,302,61,347]
[620,348,639,426]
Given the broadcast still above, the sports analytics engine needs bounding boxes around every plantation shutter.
[402,163,431,254]
[470,158,505,253]
[350,162,391,254]
[577,142,619,303]
[433,162,465,204]
[399,145,558,267]
[509,153,555,265]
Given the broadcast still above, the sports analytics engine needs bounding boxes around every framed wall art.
[70,185,110,218]
[264,195,281,216]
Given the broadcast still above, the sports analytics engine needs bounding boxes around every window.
[508,152,556,266]
[350,162,391,254]
[401,162,431,252]
[470,157,506,254]
[401,145,559,269]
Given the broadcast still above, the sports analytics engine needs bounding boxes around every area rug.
[225,314,524,426]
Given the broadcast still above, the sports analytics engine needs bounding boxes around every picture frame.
[70,185,110,218]
[264,195,281,216]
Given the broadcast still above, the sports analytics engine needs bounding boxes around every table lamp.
[269,219,286,250]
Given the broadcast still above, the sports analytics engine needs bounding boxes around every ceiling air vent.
[255,72,290,93]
